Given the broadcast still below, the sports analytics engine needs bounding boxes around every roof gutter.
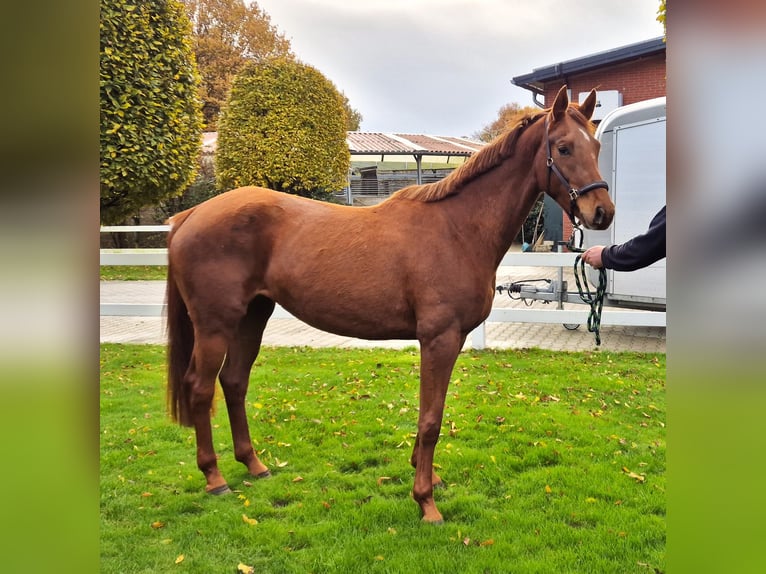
[511,36,665,108]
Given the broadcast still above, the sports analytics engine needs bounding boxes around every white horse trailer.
[583,97,666,311]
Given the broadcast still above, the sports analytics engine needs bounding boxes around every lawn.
[101,265,167,281]
[100,344,665,573]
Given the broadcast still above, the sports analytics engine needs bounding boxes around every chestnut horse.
[165,86,614,523]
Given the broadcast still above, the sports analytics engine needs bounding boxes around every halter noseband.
[544,116,609,225]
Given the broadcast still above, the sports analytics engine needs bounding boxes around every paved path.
[100,266,665,353]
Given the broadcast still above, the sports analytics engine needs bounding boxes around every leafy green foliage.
[155,155,218,220]
[215,57,351,200]
[101,344,665,573]
[100,0,203,224]
[183,0,293,129]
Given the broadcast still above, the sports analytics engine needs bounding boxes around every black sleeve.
[601,206,666,272]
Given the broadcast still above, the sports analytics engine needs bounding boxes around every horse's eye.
[558,146,570,156]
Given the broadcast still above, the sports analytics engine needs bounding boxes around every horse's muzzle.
[587,203,615,230]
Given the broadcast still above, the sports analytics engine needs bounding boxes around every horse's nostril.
[594,206,605,226]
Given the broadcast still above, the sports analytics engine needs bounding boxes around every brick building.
[512,36,666,244]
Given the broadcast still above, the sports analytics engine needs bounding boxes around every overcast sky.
[253,0,664,137]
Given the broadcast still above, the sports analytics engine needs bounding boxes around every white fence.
[101,226,665,349]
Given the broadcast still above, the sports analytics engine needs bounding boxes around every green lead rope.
[567,227,607,346]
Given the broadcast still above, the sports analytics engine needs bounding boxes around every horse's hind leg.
[219,296,275,480]
[186,333,231,494]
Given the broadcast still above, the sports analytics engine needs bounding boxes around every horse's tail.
[165,208,196,427]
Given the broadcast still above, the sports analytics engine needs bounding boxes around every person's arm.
[583,206,666,271]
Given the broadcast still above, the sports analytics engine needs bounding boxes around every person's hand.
[582,245,605,269]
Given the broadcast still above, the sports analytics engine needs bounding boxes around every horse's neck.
[443,147,542,268]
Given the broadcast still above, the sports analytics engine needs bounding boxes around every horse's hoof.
[256,470,271,479]
[422,517,445,526]
[207,484,232,495]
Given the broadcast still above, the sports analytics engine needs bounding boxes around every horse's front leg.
[412,328,464,524]
[410,435,443,487]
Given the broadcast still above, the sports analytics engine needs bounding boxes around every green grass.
[101,265,167,281]
[101,344,665,573]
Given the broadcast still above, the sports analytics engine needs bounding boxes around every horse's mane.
[392,112,546,203]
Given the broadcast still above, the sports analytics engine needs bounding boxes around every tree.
[474,102,540,143]
[341,91,363,131]
[215,57,350,200]
[183,0,292,128]
[184,1,363,131]
[100,0,203,225]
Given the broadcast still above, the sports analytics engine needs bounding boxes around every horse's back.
[166,185,383,290]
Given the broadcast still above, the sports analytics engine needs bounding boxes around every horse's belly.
[282,300,416,340]
[267,284,416,340]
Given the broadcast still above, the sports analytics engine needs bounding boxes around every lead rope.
[567,226,607,346]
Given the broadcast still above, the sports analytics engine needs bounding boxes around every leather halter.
[544,115,609,225]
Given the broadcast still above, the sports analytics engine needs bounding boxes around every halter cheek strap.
[544,116,609,225]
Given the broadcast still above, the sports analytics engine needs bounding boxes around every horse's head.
[537,86,615,230]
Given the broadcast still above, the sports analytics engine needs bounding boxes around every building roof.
[202,131,485,158]
[346,132,485,157]
[512,36,666,95]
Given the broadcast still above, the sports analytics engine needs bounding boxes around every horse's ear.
[578,89,598,121]
[552,85,569,121]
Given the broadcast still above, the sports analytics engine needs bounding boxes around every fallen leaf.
[374,555,384,561]
[545,485,552,494]
[237,563,255,574]
[175,554,184,564]
[292,476,304,483]
[621,467,646,483]
[151,521,165,529]
[462,537,471,546]
[480,539,495,546]
[377,476,392,486]
[241,514,258,526]
[322,501,331,509]
[141,492,152,498]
